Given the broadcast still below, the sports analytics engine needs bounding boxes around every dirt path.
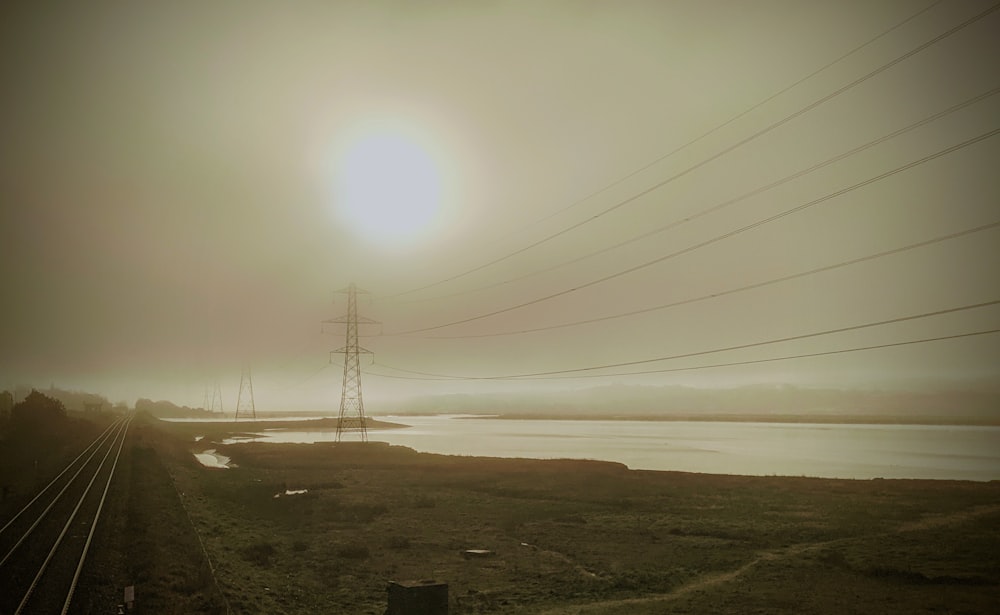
[533,502,1000,614]
[897,503,1000,533]
[531,543,832,615]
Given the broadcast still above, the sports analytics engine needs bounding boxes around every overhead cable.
[408,220,1000,339]
[371,298,1000,380]
[398,85,1000,307]
[279,362,333,392]
[522,329,1000,381]
[500,1,946,235]
[387,126,1000,336]
[386,0,995,300]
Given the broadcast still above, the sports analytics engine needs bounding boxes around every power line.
[375,299,998,379]
[407,220,1000,339]
[511,1,945,234]
[371,298,1000,380]
[530,329,1000,381]
[388,125,1000,335]
[386,0,996,300]
[279,361,333,392]
[385,0,952,300]
[397,85,1000,307]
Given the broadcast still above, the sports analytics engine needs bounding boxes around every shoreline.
[157,411,1000,427]
[447,412,1000,426]
[158,414,999,481]
[158,415,409,432]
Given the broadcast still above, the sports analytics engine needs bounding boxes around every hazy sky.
[2,1,998,410]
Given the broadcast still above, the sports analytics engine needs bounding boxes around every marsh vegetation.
[154,415,998,613]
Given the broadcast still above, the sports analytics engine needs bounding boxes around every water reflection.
[193,449,232,469]
[209,415,999,481]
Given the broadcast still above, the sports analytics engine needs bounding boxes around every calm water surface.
[221,415,1000,481]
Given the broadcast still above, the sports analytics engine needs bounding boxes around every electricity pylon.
[323,283,378,442]
[234,366,256,422]
[209,382,223,414]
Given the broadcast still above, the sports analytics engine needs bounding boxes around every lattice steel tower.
[324,283,378,442]
[209,382,224,414]
[234,366,256,421]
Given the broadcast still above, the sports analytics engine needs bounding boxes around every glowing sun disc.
[333,131,445,243]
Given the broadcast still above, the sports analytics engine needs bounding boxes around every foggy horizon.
[2,1,998,411]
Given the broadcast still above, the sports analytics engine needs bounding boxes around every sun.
[332,129,446,244]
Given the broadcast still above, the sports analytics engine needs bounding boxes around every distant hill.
[134,398,218,419]
[391,382,1000,424]
[4,386,222,418]
[6,385,119,413]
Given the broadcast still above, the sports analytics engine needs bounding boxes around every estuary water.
[218,415,1000,481]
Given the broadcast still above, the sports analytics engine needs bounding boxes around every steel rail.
[14,417,130,614]
[61,413,133,614]
[0,417,122,536]
[0,417,125,568]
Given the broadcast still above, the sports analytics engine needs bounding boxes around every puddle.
[194,449,232,469]
[273,489,309,498]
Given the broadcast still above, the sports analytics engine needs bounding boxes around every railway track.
[0,413,132,614]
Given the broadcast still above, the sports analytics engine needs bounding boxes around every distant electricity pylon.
[324,283,379,442]
[209,382,223,414]
[234,366,256,422]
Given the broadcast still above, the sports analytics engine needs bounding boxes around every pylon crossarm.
[324,315,381,324]
[332,346,374,354]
